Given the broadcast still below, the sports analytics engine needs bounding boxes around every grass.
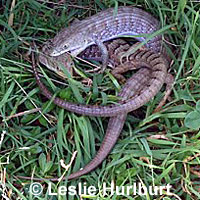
[0,0,200,199]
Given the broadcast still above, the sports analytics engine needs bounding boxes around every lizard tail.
[68,114,127,179]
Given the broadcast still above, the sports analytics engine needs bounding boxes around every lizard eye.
[63,44,68,50]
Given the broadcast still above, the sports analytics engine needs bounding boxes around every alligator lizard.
[67,68,153,180]
[33,47,168,117]
[45,6,162,72]
[29,7,173,181]
[21,56,152,183]
[30,40,170,181]
[36,6,168,117]
[65,45,169,180]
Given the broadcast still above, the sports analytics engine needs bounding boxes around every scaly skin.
[33,47,168,117]
[37,7,167,117]
[29,7,172,181]
[30,40,169,181]
[45,6,162,57]
[19,65,154,182]
[67,67,152,180]
[66,49,169,180]
[39,39,130,76]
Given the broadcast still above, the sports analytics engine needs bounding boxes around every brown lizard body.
[46,7,162,58]
[36,7,168,117]
[30,39,170,181]
[67,67,153,180]
[19,63,154,182]
[66,43,168,180]
[33,47,168,117]
[28,7,173,181]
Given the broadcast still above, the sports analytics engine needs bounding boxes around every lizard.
[26,66,152,182]
[34,6,171,117]
[29,39,170,181]
[32,44,168,117]
[66,68,154,180]
[44,6,163,73]
[19,56,152,182]
[27,7,174,181]
[57,44,169,180]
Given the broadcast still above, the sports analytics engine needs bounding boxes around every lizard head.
[46,27,91,57]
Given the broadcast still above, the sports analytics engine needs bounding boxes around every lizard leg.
[111,63,135,83]
[119,42,146,64]
[153,73,174,112]
[94,40,109,73]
